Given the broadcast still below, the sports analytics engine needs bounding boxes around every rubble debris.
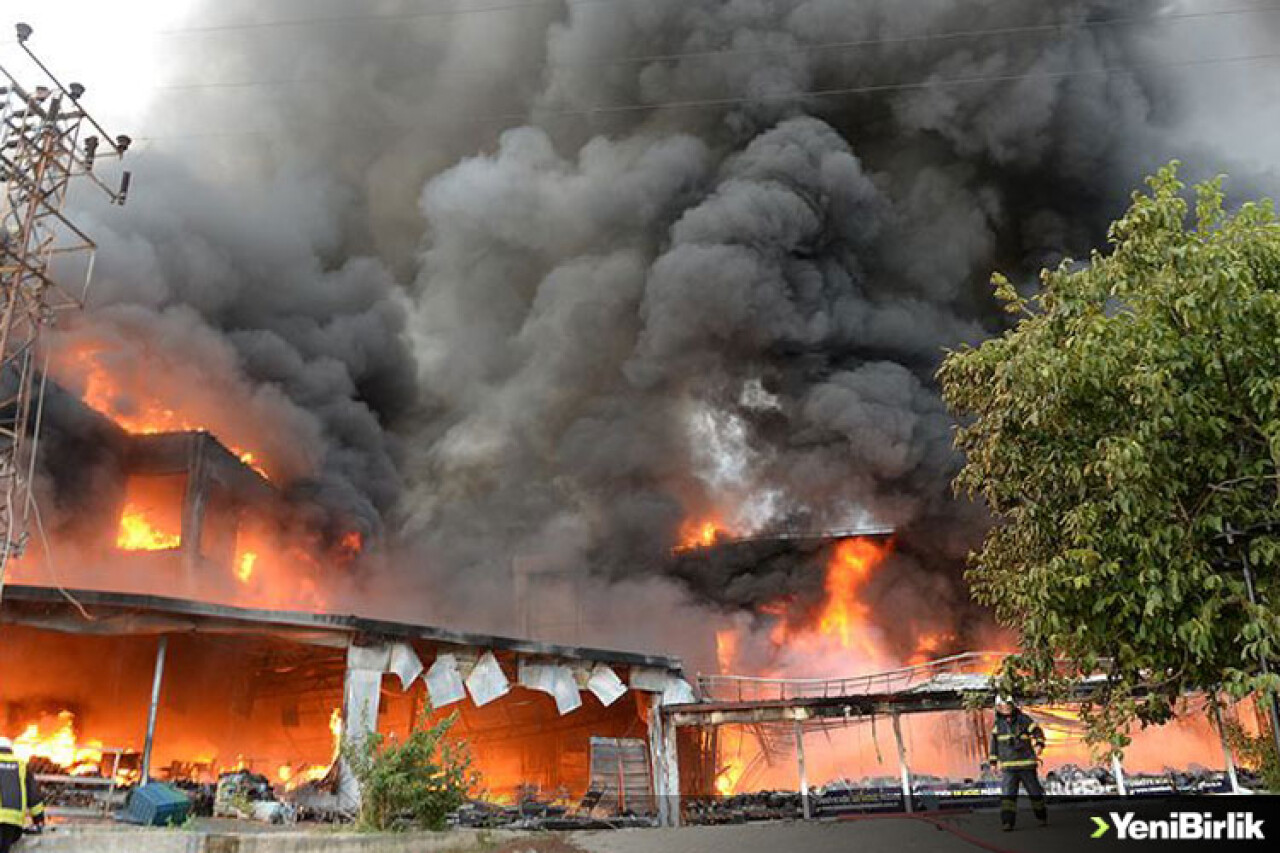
[214,770,295,824]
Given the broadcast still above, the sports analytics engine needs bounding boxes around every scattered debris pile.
[214,771,295,825]
[451,786,656,831]
[1044,764,1247,796]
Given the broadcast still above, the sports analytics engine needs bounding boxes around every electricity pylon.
[0,22,131,594]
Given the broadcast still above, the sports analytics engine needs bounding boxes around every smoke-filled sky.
[14,0,1280,664]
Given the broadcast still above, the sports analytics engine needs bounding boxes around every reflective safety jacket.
[988,709,1045,770]
[0,749,45,827]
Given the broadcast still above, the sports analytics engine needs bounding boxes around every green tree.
[345,710,476,831]
[938,164,1280,763]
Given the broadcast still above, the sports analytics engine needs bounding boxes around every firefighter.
[988,695,1047,831]
[0,738,44,852]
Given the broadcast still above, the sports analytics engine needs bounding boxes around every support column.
[647,695,681,827]
[1111,753,1128,797]
[795,719,811,820]
[140,635,168,784]
[1211,701,1242,794]
[338,641,390,813]
[890,712,913,813]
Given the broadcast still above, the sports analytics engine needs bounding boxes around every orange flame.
[11,711,105,775]
[278,707,342,791]
[808,537,889,657]
[230,518,329,609]
[337,531,363,561]
[907,631,955,666]
[715,630,740,674]
[715,756,745,796]
[675,517,730,551]
[58,342,270,478]
[235,551,258,583]
[117,503,182,551]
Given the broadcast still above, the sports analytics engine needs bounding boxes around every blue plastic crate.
[118,782,191,827]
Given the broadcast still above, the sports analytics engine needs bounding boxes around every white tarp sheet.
[586,664,627,707]
[466,651,511,707]
[387,642,424,691]
[518,661,583,715]
[424,654,467,708]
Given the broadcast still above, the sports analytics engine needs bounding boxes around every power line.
[132,3,1280,95]
[130,48,1280,144]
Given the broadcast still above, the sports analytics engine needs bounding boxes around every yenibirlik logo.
[1091,811,1265,841]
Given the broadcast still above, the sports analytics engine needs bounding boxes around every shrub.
[345,710,476,831]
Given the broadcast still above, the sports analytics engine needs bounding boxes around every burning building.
[0,389,692,820]
[3,0,1271,828]
[0,580,688,814]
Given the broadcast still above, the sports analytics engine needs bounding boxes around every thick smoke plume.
[42,0,1280,666]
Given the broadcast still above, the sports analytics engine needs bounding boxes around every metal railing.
[695,651,1012,704]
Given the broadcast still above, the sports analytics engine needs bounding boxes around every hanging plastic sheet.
[586,664,627,707]
[387,642,423,691]
[466,651,511,707]
[518,660,583,715]
[424,653,467,708]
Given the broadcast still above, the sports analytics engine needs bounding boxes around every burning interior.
[0,583,689,819]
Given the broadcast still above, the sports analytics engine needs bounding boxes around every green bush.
[1222,717,1280,793]
[345,710,476,831]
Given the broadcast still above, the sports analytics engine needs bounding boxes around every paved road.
[573,803,1169,853]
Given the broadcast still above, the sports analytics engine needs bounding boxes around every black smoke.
[40,1,1280,660]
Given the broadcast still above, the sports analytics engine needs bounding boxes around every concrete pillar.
[647,695,681,827]
[795,719,811,820]
[338,641,390,812]
[1211,701,1242,794]
[140,635,168,783]
[179,437,208,591]
[890,712,913,813]
[1111,753,1128,796]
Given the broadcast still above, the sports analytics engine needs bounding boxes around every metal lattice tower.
[0,22,130,590]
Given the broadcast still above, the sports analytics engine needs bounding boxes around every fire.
[116,475,185,552]
[230,517,329,609]
[715,756,745,796]
[907,632,955,666]
[11,711,104,775]
[55,340,270,478]
[117,503,182,551]
[337,531,363,561]
[235,551,257,583]
[330,707,343,744]
[278,708,342,791]
[750,536,895,678]
[715,630,739,674]
[816,538,884,653]
[676,517,730,551]
[1028,705,1086,753]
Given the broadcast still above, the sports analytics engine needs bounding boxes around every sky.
[2,0,197,128]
